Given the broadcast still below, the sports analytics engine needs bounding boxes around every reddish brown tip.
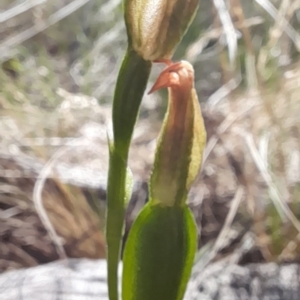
[148,61,192,94]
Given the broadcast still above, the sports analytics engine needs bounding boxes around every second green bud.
[124,0,199,61]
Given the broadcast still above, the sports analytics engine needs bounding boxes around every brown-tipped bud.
[124,0,199,61]
[149,60,206,206]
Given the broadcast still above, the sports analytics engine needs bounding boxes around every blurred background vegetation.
[1,0,300,272]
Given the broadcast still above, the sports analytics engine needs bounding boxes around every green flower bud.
[124,0,199,61]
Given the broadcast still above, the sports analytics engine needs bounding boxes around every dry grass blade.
[0,0,92,62]
[212,0,238,64]
[242,131,300,233]
[33,137,96,259]
[33,134,108,260]
[203,99,255,164]
[229,232,256,264]
[212,186,244,252]
[231,0,258,90]
[207,76,241,108]
[258,132,271,170]
[186,17,264,62]
[255,0,300,51]
[100,0,122,14]
[0,0,47,23]
[70,21,124,93]
[192,186,244,273]
[33,144,76,260]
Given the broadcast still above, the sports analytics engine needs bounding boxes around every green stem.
[113,48,152,157]
[106,47,151,300]
[106,151,127,300]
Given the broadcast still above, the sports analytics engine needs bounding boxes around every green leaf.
[122,202,197,300]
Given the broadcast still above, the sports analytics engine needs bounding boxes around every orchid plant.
[106,1,206,300]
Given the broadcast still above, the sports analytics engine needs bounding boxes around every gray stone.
[1,258,300,300]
